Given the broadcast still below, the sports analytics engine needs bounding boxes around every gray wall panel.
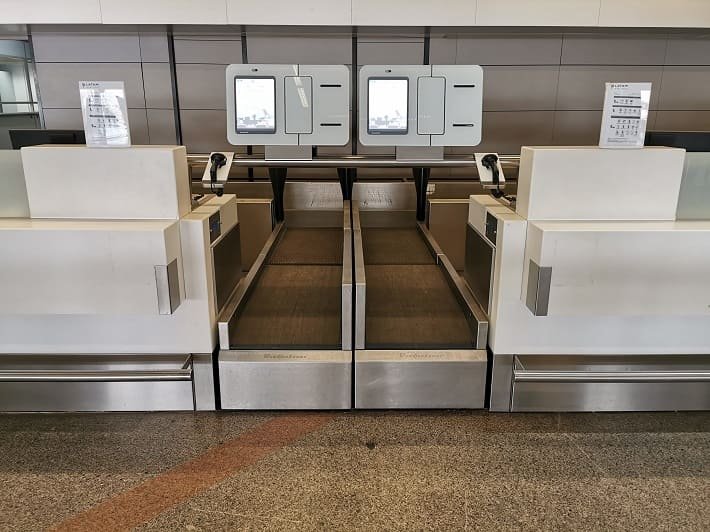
[655,110,710,130]
[357,40,424,65]
[447,111,554,155]
[142,62,173,108]
[429,37,456,64]
[658,67,710,110]
[29,29,710,154]
[41,107,84,128]
[561,36,667,65]
[174,38,242,64]
[43,107,150,143]
[248,36,351,64]
[477,111,554,154]
[556,66,662,110]
[36,62,146,108]
[180,109,232,152]
[483,66,559,111]
[665,37,710,66]
[455,36,562,66]
[553,110,659,145]
[147,109,177,144]
[177,64,226,110]
[33,30,176,146]
[139,32,169,62]
[32,32,142,62]
[551,110,603,145]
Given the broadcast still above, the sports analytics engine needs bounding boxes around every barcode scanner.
[481,153,504,198]
[209,152,228,197]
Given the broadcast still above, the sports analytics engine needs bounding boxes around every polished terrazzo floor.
[0,411,708,531]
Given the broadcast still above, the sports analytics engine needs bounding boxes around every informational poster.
[599,82,651,149]
[79,81,131,147]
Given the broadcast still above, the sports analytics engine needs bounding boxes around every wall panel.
[33,29,176,146]
[176,64,227,110]
[658,67,710,110]
[142,63,174,109]
[43,108,150,144]
[655,111,710,131]
[449,111,555,155]
[36,62,146,108]
[139,32,170,62]
[147,109,178,144]
[561,36,668,66]
[248,35,351,65]
[174,39,242,64]
[483,66,559,111]
[665,37,710,66]
[357,37,424,65]
[556,66,662,111]
[28,27,710,156]
[32,33,142,62]
[454,36,563,66]
[180,109,233,152]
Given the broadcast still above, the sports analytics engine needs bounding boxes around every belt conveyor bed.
[229,228,343,349]
[353,208,489,409]
[362,227,476,350]
[216,198,489,410]
[217,205,353,410]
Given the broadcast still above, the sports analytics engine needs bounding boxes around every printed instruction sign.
[79,81,131,147]
[599,82,651,148]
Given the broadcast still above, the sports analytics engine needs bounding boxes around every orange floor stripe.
[51,413,335,532]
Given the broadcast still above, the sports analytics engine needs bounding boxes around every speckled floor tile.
[0,412,274,530]
[460,477,710,531]
[0,412,273,474]
[0,472,150,531]
[1,410,708,531]
[566,432,709,478]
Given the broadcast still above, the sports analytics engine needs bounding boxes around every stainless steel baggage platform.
[353,204,489,409]
[217,203,352,409]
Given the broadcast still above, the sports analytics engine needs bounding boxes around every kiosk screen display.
[368,78,408,134]
[235,77,276,133]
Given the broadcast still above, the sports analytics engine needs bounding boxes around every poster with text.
[599,82,651,149]
[79,81,131,147]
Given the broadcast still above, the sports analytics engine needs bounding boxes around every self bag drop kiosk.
[217,65,354,409]
[352,65,490,408]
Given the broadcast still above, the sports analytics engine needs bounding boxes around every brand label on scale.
[79,81,131,147]
[599,82,651,149]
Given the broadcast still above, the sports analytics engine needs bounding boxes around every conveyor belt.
[362,227,434,265]
[363,228,475,349]
[229,227,342,349]
[269,228,343,265]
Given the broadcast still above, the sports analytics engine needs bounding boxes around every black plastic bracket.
[337,167,357,200]
[269,167,287,222]
[412,167,431,222]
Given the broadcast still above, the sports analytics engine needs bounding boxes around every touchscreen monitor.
[367,77,408,134]
[235,77,276,133]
